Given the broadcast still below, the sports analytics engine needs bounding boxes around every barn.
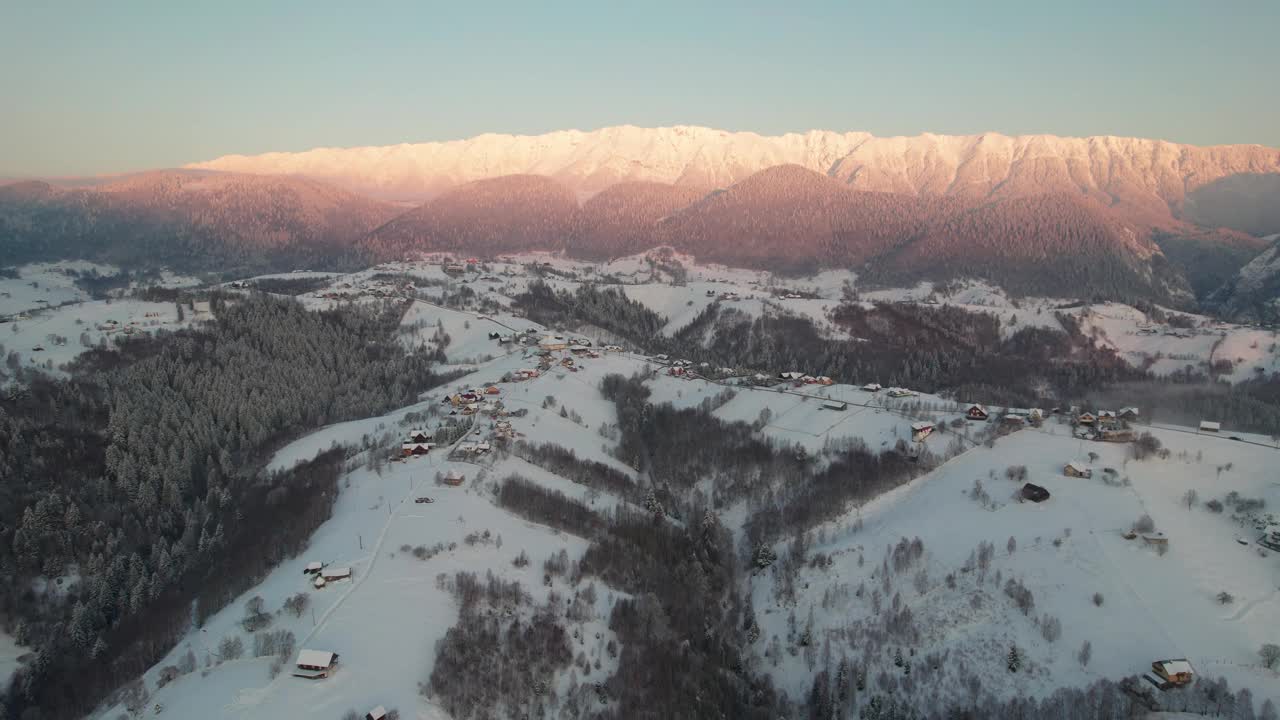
[1064,461,1092,479]
[293,649,339,679]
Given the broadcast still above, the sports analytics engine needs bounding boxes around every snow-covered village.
[1,249,1277,719]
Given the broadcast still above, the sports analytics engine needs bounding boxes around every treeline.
[1,294,450,719]
[1084,376,1280,437]
[496,475,604,538]
[600,373,807,513]
[746,439,921,546]
[0,174,387,276]
[665,302,1140,403]
[427,571,571,720]
[511,442,636,499]
[514,280,666,342]
[581,507,779,719]
[245,275,336,296]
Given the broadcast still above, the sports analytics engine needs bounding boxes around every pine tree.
[1007,644,1022,673]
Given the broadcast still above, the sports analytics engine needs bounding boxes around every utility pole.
[359,534,363,550]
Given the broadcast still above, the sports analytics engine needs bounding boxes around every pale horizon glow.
[2,0,1279,177]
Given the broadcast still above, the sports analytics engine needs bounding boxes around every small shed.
[1021,483,1050,503]
[303,561,324,575]
[366,707,388,720]
[321,567,352,582]
[862,383,882,392]
[1141,532,1168,547]
[1064,461,1092,479]
[823,400,848,411]
[293,649,339,679]
[1199,420,1221,433]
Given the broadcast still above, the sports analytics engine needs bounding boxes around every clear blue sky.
[3,0,1277,176]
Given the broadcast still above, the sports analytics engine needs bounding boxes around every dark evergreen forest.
[0,294,453,719]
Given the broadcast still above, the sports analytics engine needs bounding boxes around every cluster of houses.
[511,368,541,382]
[443,386,502,416]
[315,278,417,302]
[401,428,434,457]
[453,440,491,457]
[778,371,835,385]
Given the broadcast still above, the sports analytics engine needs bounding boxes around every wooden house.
[1119,407,1140,421]
[910,421,935,442]
[823,400,848,411]
[538,336,569,351]
[1021,483,1050,503]
[401,442,432,456]
[407,429,432,443]
[1151,659,1194,687]
[1063,461,1092,478]
[444,471,465,486]
[1097,428,1136,443]
[293,649,339,679]
[1002,414,1025,427]
[1098,410,1118,425]
[1077,412,1097,426]
[965,404,989,421]
[862,383,882,392]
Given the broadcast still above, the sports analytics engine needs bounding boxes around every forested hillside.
[0,172,396,276]
[0,295,452,718]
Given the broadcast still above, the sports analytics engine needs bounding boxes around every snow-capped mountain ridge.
[188,125,1280,211]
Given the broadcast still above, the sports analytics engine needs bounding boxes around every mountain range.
[4,126,1280,308]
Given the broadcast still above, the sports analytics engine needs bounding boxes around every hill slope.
[0,170,399,274]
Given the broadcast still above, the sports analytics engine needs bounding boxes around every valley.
[3,253,1275,718]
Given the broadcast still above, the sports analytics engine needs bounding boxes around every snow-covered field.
[1077,303,1279,381]
[753,419,1280,707]
[1,298,202,375]
[0,261,115,314]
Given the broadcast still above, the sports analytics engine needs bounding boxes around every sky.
[2,0,1278,177]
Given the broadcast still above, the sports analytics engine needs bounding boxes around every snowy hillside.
[2,253,1271,718]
